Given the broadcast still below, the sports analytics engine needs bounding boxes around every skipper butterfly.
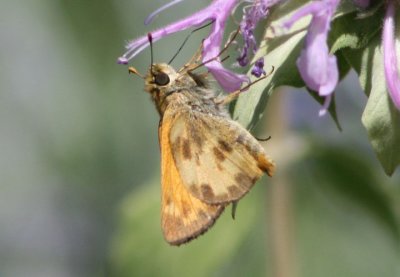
[128,35,275,246]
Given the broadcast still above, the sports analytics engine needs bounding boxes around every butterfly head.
[145,63,178,92]
[144,63,199,115]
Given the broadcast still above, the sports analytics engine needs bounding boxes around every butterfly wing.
[159,108,225,246]
[169,108,275,205]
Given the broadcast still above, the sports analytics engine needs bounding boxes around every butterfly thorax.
[144,63,228,117]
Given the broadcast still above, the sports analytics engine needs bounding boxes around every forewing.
[159,109,225,246]
[170,109,275,204]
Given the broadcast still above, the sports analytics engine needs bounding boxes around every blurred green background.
[1,1,400,277]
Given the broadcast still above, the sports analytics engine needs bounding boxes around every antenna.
[168,20,214,65]
[147,33,155,75]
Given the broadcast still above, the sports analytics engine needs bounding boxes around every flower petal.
[251,57,266,77]
[383,0,400,110]
[284,0,340,115]
[283,2,325,29]
[208,62,250,92]
[318,94,332,116]
[144,0,185,25]
[296,35,338,96]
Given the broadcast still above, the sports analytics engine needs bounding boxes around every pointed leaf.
[341,35,400,175]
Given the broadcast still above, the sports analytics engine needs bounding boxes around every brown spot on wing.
[228,185,242,199]
[189,125,204,149]
[218,140,233,152]
[235,172,253,186]
[213,147,226,161]
[189,184,199,196]
[201,184,215,200]
[173,136,181,150]
[182,139,192,160]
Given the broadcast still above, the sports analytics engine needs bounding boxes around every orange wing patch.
[160,111,225,245]
[169,110,275,205]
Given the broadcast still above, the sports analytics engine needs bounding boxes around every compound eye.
[154,72,170,86]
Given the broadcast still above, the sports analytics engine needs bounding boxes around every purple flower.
[118,0,250,92]
[251,57,266,77]
[237,2,268,67]
[383,0,400,110]
[237,0,283,67]
[284,0,340,116]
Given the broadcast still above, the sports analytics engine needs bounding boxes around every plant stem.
[264,89,297,277]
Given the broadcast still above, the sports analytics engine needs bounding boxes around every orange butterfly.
[129,42,275,246]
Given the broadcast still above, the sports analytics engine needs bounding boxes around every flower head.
[284,0,340,116]
[236,0,283,67]
[237,2,269,67]
[118,0,251,92]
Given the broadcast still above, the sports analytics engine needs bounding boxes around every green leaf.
[233,28,305,130]
[363,86,400,176]
[109,177,268,277]
[330,4,384,53]
[341,34,400,176]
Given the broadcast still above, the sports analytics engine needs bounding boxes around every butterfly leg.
[231,201,238,220]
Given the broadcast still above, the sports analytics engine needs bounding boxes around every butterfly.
[128,38,275,246]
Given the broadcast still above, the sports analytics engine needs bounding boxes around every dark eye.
[154,72,170,86]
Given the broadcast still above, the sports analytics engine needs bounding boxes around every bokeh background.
[1,1,400,277]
